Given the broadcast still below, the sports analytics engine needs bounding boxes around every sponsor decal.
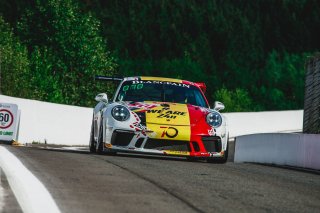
[129,102,159,113]
[129,111,154,136]
[164,150,190,156]
[130,122,153,136]
[146,104,189,124]
[208,127,216,136]
[208,151,223,157]
[147,123,190,141]
[131,80,190,88]
[122,83,144,92]
[147,108,186,120]
[145,103,191,140]
[160,126,179,138]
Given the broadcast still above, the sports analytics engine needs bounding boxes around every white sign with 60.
[0,103,20,142]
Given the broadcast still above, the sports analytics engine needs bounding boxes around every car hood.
[126,101,209,126]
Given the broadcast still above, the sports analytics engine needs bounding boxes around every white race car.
[89,76,229,163]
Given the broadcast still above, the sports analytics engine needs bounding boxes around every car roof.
[123,76,195,86]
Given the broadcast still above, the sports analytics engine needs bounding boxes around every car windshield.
[116,80,208,107]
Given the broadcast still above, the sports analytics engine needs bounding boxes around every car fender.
[102,103,140,144]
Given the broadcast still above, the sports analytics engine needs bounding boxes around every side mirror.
[95,93,108,103]
[214,101,225,111]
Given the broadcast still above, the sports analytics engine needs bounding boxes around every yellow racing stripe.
[146,103,191,141]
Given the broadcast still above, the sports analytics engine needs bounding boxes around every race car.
[89,76,229,163]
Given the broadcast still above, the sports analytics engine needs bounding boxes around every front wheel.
[207,138,229,164]
[186,157,198,162]
[89,119,96,153]
[96,122,104,154]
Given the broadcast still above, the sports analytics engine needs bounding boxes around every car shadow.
[19,143,234,164]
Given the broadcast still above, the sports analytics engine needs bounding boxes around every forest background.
[0,0,319,112]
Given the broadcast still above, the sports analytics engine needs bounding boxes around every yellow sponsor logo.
[146,103,189,125]
[164,150,190,156]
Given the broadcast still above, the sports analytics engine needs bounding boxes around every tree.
[214,88,256,112]
[257,50,309,110]
[0,16,30,97]
[17,0,116,106]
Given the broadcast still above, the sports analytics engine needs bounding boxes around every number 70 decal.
[160,126,178,138]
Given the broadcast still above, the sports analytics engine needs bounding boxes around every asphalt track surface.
[1,142,320,213]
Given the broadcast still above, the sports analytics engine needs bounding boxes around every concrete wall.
[0,94,303,145]
[0,95,92,146]
[234,133,320,170]
[225,110,303,138]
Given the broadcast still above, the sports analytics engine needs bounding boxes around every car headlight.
[111,105,130,121]
[206,111,222,128]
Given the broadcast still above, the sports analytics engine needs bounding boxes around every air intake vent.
[111,130,134,146]
[202,136,222,152]
[144,139,190,151]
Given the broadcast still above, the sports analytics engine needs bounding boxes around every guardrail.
[224,110,303,138]
[0,95,92,146]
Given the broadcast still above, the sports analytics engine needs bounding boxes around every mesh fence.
[303,55,320,134]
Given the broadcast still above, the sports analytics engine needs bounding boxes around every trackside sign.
[0,103,20,142]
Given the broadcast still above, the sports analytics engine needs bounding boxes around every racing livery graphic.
[90,76,229,163]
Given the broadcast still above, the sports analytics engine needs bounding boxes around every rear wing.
[95,75,123,82]
[195,82,207,93]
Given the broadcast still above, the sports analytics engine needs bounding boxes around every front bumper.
[105,129,226,158]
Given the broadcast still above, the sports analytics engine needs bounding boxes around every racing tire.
[104,149,117,156]
[186,157,198,162]
[96,122,104,154]
[89,119,96,153]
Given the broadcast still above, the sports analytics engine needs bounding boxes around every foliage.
[0,16,30,97]
[255,51,309,110]
[0,0,319,111]
[27,47,63,102]
[214,88,257,112]
[83,0,318,111]
[16,0,116,106]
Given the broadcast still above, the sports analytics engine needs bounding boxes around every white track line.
[0,146,60,213]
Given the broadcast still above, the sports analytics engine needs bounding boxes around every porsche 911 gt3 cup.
[89,76,229,163]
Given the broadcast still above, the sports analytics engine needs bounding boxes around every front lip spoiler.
[103,145,224,158]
